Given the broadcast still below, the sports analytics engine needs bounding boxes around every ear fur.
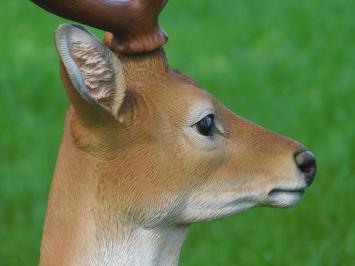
[55,24,126,117]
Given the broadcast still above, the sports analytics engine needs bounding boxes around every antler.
[31,0,168,54]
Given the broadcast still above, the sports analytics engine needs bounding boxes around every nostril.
[294,150,317,186]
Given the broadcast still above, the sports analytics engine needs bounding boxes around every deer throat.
[39,114,188,266]
[93,225,188,266]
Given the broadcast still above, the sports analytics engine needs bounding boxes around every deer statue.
[30,0,317,265]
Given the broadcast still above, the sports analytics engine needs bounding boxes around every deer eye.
[194,114,215,136]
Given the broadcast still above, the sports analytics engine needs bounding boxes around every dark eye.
[194,114,215,136]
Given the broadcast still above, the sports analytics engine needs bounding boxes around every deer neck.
[95,226,188,266]
[40,111,188,266]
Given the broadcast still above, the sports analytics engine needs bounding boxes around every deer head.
[32,0,316,265]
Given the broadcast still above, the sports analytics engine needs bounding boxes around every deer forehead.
[125,71,217,127]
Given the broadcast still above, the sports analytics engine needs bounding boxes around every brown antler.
[31,0,168,54]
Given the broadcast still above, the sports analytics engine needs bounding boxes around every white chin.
[264,190,304,208]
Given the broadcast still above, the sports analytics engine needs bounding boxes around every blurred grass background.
[0,0,354,265]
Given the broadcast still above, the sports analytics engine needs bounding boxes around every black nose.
[294,150,317,186]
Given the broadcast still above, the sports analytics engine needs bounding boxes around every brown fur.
[39,45,303,265]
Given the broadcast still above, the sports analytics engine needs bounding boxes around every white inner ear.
[56,24,125,116]
[71,41,116,107]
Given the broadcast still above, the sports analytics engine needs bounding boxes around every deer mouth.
[268,188,305,196]
[265,188,306,207]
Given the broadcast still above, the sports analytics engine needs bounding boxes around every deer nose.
[294,150,317,186]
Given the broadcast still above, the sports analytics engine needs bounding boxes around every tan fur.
[39,45,304,265]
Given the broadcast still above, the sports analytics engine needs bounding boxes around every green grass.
[0,0,354,265]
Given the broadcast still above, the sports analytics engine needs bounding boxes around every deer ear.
[55,24,126,118]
